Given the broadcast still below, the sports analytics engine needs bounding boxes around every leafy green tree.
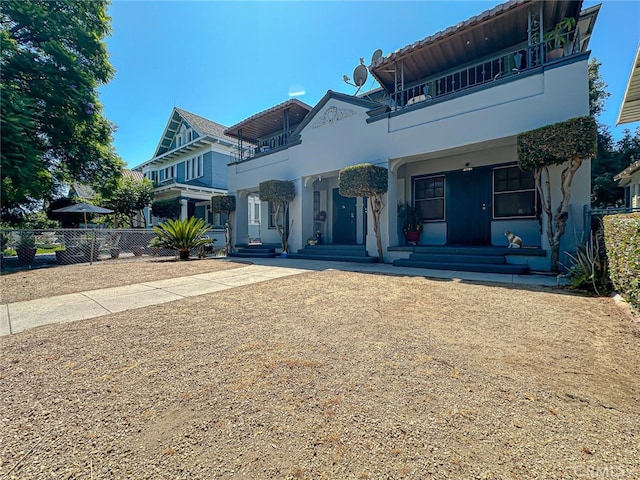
[152,217,213,260]
[589,58,640,208]
[105,176,154,228]
[0,0,123,218]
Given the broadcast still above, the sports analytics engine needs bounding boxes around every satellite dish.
[371,49,383,65]
[353,64,368,87]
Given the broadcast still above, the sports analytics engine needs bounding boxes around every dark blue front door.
[447,169,491,245]
[332,188,357,244]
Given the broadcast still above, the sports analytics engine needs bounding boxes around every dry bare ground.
[1,259,639,479]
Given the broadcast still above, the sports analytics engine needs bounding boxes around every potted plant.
[398,202,423,245]
[307,237,318,246]
[544,17,576,60]
[16,231,37,264]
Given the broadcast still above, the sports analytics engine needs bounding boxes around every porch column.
[180,198,188,220]
[301,176,317,247]
[386,168,399,248]
[233,191,249,246]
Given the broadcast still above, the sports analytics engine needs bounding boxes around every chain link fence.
[1,227,226,271]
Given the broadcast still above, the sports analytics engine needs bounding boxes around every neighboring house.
[134,107,238,226]
[615,43,640,209]
[614,160,640,209]
[226,0,600,272]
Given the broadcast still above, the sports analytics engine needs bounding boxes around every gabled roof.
[153,107,235,158]
[291,90,381,135]
[370,0,583,93]
[617,43,640,125]
[614,160,640,187]
[224,98,313,144]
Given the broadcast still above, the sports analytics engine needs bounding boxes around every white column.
[233,191,249,246]
[180,198,188,220]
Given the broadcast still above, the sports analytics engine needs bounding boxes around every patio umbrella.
[53,202,114,228]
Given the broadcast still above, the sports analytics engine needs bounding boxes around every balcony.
[229,130,295,163]
[392,30,581,112]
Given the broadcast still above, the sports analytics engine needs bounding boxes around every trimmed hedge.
[151,199,181,220]
[259,180,295,202]
[210,195,236,214]
[339,163,388,197]
[603,213,640,311]
[517,116,597,170]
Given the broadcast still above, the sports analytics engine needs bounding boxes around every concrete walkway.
[0,258,563,336]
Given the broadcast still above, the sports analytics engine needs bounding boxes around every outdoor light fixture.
[462,162,473,172]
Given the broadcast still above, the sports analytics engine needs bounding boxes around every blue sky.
[99,1,640,169]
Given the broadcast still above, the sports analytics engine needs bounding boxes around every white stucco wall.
[228,57,592,267]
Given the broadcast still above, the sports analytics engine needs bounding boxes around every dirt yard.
[1,259,638,479]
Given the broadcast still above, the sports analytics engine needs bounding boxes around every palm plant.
[152,217,214,260]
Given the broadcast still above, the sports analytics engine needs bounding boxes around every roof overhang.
[614,160,640,187]
[224,98,312,144]
[370,0,582,93]
[137,136,235,169]
[153,182,227,199]
[617,43,640,125]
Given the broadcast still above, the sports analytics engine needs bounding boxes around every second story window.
[145,170,158,183]
[186,155,203,181]
[163,165,175,181]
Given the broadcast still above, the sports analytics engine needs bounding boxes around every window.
[145,170,158,183]
[414,175,445,221]
[493,165,536,218]
[162,165,175,181]
[268,201,287,229]
[185,155,203,180]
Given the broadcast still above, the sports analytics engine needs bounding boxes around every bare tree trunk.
[225,211,233,255]
[535,158,584,272]
[370,194,385,262]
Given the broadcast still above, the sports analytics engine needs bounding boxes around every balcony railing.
[393,29,581,111]
[230,129,295,163]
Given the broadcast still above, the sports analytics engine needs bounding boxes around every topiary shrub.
[259,180,295,253]
[517,116,597,271]
[603,213,640,312]
[211,194,236,254]
[339,163,388,261]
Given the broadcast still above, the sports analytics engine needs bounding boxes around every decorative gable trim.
[292,90,380,136]
[311,106,357,129]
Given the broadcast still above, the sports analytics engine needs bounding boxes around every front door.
[447,168,491,245]
[332,188,357,244]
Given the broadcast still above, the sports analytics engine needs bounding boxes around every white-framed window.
[163,165,175,181]
[146,170,158,183]
[185,155,203,181]
[414,175,445,221]
[493,165,537,218]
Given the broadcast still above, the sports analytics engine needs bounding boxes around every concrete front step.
[297,246,370,257]
[229,251,278,258]
[286,253,379,263]
[393,259,529,275]
[408,253,506,264]
[412,245,547,257]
